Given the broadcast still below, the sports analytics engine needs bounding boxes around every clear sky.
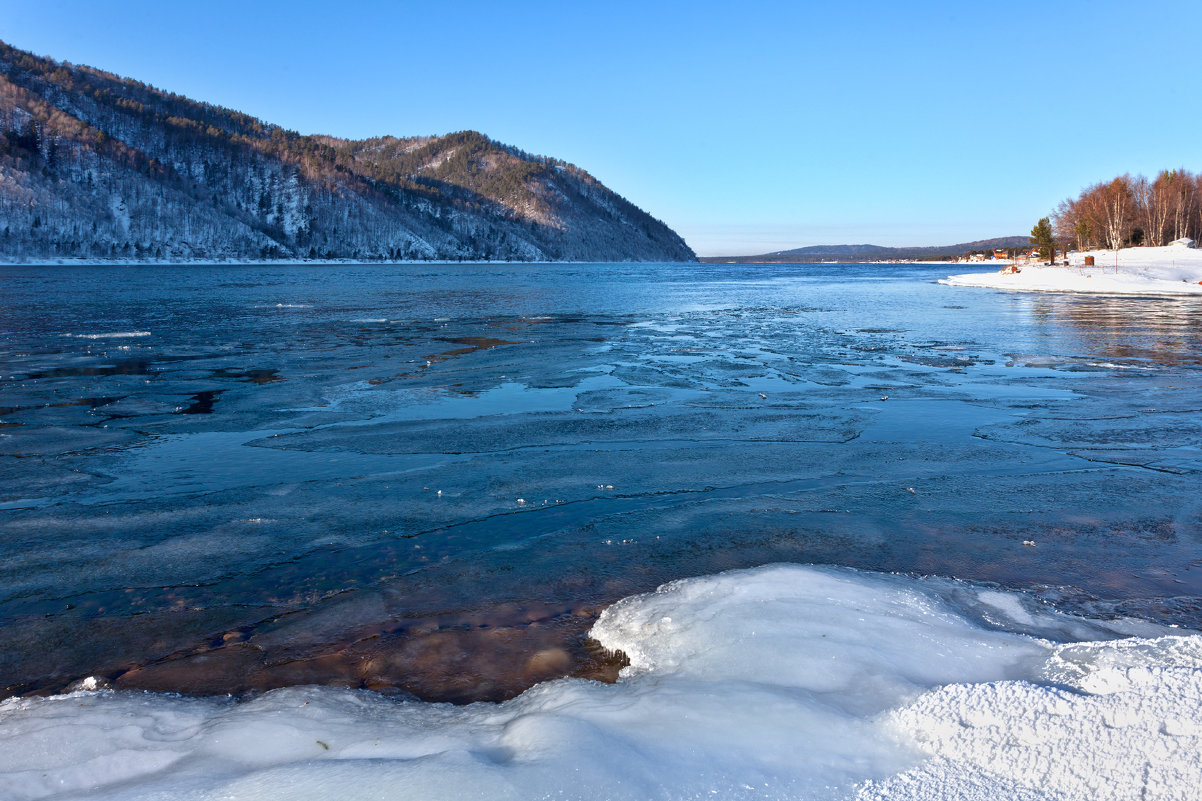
[3,0,1200,255]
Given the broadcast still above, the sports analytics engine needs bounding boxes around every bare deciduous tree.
[1131,174,1152,245]
[1166,169,1196,242]
[1147,170,1176,246]
[1051,169,1199,252]
[1101,176,1133,250]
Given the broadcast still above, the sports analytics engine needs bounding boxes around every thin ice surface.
[0,263,1200,699]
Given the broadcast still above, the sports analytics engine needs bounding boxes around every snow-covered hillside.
[0,41,695,263]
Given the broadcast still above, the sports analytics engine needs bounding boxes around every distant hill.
[700,236,1029,263]
[0,40,695,263]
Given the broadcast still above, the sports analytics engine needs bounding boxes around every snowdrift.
[1,565,1197,801]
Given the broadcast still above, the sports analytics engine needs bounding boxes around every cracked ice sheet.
[2,263,1202,702]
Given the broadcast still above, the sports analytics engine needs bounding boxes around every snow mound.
[861,637,1202,800]
[0,565,1197,801]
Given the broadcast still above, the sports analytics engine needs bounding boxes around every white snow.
[941,244,1202,295]
[61,331,151,339]
[860,635,1202,800]
[0,565,1197,801]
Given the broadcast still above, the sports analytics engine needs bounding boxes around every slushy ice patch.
[1,566,1197,801]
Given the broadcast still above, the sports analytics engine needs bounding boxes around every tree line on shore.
[1050,169,1200,252]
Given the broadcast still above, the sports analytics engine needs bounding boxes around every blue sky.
[3,0,1200,255]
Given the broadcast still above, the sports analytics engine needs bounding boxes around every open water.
[2,261,1201,702]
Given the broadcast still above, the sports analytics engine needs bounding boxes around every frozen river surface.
[2,261,1201,701]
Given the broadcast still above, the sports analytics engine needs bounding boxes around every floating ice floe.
[0,565,1196,801]
[61,331,151,339]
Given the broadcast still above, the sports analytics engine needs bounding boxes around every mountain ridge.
[699,236,1029,263]
[0,40,695,263]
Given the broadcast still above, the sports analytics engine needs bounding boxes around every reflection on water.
[1029,293,1202,366]
[0,262,1200,701]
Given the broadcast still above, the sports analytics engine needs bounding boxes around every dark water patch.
[439,336,518,350]
[71,396,123,409]
[179,390,224,414]
[899,354,979,368]
[26,358,157,380]
[211,368,282,384]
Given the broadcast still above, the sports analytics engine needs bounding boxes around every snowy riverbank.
[941,243,1202,295]
[1,565,1197,801]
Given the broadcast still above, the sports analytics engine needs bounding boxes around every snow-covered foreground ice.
[942,243,1202,295]
[2,565,1197,801]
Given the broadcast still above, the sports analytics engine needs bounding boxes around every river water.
[2,261,1200,702]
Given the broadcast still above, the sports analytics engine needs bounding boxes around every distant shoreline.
[697,258,957,265]
[697,236,1028,264]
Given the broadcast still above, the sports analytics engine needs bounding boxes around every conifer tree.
[1030,217,1056,263]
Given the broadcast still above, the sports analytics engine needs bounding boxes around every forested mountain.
[700,236,1029,263]
[0,40,695,262]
